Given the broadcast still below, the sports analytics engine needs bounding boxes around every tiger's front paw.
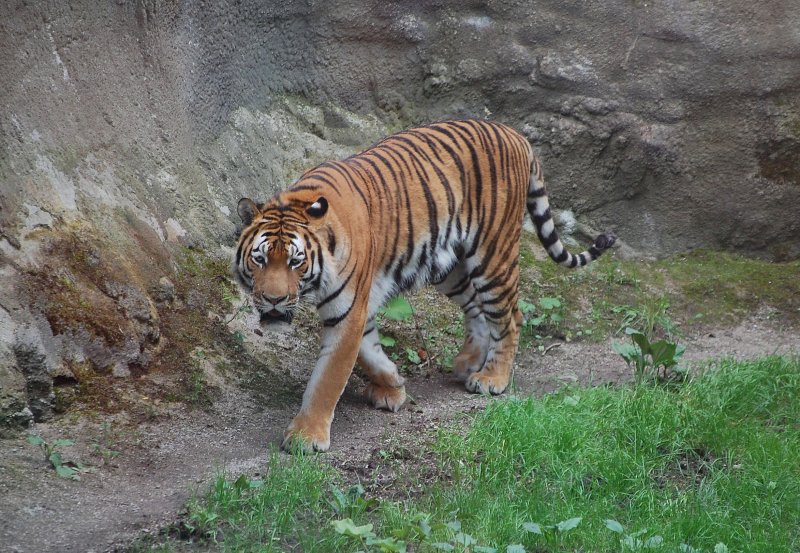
[365,383,406,412]
[451,343,488,382]
[281,415,331,453]
[465,371,509,396]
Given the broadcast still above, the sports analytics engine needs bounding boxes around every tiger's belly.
[368,235,462,316]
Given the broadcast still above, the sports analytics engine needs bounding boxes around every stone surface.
[1,0,799,422]
[0,348,32,435]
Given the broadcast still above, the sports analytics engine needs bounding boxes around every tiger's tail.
[526,156,616,268]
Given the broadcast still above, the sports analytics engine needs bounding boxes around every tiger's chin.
[259,309,294,324]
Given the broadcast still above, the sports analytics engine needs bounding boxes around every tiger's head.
[234,193,330,324]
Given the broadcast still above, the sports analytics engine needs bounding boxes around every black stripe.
[325,162,370,209]
[323,299,355,327]
[289,183,321,193]
[317,267,354,308]
[326,227,337,255]
[539,229,559,249]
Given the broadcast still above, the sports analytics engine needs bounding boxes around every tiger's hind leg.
[358,321,406,412]
[463,264,523,396]
[434,263,491,382]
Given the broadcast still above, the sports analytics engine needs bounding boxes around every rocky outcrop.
[1,0,799,428]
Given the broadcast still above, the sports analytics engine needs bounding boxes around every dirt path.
[1,317,798,553]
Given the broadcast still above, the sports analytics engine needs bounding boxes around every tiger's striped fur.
[234,120,615,452]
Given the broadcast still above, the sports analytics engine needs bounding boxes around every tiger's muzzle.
[255,293,296,324]
[259,308,294,324]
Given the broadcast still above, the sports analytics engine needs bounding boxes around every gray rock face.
[1,0,799,424]
[0,348,33,435]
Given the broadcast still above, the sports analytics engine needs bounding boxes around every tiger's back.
[235,119,615,452]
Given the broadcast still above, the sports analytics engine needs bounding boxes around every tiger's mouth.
[259,309,294,324]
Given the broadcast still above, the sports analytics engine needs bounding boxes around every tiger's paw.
[365,383,406,412]
[451,349,487,382]
[465,371,509,396]
[281,416,331,454]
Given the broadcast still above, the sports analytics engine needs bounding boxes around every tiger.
[234,119,616,453]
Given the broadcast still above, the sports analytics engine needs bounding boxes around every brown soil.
[0,310,798,553]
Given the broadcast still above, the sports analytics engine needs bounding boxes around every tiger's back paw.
[365,383,406,412]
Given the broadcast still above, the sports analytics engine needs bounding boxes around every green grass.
[519,244,800,343]
[183,451,336,551]
[161,356,800,552]
[426,356,800,552]
[656,250,800,325]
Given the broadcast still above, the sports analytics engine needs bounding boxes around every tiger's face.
[234,195,329,323]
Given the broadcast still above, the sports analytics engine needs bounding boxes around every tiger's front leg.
[281,298,368,454]
[358,322,406,412]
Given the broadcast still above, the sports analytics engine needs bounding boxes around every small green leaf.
[27,435,45,446]
[331,518,375,538]
[347,483,365,499]
[366,536,407,553]
[556,517,582,532]
[49,451,63,467]
[644,535,663,548]
[233,474,249,492]
[650,340,678,368]
[446,520,462,532]
[474,546,497,553]
[406,348,422,364]
[529,315,546,327]
[604,519,624,533]
[563,395,580,406]
[506,546,525,553]
[714,544,729,553]
[518,299,536,315]
[55,465,79,480]
[419,519,432,537]
[454,532,476,546]
[539,297,561,310]
[612,341,638,363]
[330,487,347,512]
[379,334,397,347]
[380,296,413,321]
[630,332,652,355]
[523,522,542,535]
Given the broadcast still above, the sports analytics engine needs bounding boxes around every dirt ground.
[1,309,798,553]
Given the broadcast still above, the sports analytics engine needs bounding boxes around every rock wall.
[1,0,799,430]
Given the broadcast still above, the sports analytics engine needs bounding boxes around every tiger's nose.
[263,293,288,305]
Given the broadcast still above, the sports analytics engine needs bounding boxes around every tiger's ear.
[237,198,260,225]
[306,197,328,218]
